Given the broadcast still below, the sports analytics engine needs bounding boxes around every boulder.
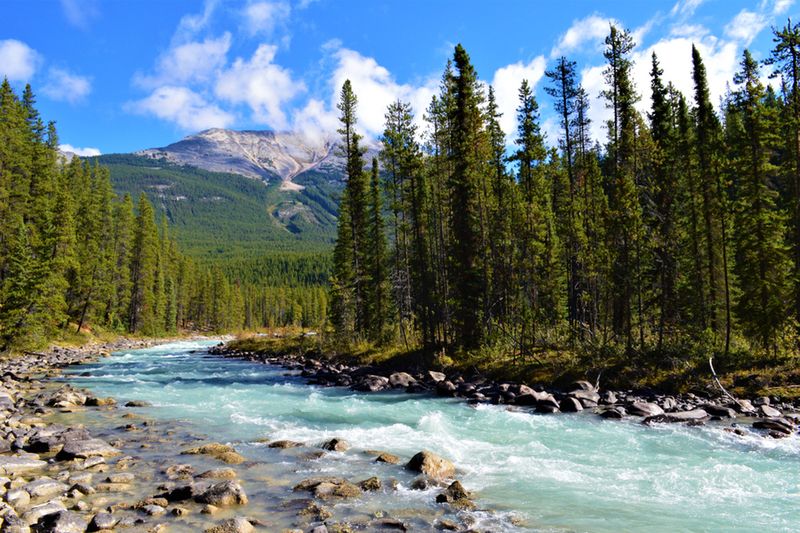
[406,451,455,482]
[436,381,457,396]
[753,418,795,435]
[570,390,600,403]
[760,404,782,418]
[267,440,303,449]
[57,438,119,460]
[34,510,87,533]
[389,372,417,388]
[21,501,66,526]
[23,477,68,499]
[627,402,664,417]
[701,404,737,418]
[599,407,626,419]
[644,409,709,424]
[572,380,596,392]
[600,391,618,405]
[734,399,757,414]
[164,464,196,480]
[196,468,237,480]
[0,455,47,475]
[560,397,583,412]
[124,400,152,407]
[88,512,116,531]
[205,517,255,533]
[358,476,381,491]
[182,443,245,464]
[374,452,401,464]
[293,477,362,499]
[194,481,248,507]
[428,371,446,383]
[354,375,390,392]
[321,438,350,452]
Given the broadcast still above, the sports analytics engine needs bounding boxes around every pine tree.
[730,50,793,348]
[767,18,800,330]
[692,44,733,350]
[602,25,645,349]
[511,79,564,351]
[129,193,159,335]
[448,44,488,350]
[366,157,390,342]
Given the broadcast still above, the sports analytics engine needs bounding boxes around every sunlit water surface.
[65,340,800,532]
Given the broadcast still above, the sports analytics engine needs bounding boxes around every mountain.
[95,128,380,260]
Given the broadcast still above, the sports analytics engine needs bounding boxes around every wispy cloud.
[59,0,100,29]
[42,67,92,104]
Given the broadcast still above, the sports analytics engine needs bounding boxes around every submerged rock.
[194,481,248,506]
[34,509,87,532]
[181,443,245,464]
[321,438,350,452]
[268,440,303,449]
[406,451,455,482]
[57,438,120,460]
[205,517,255,533]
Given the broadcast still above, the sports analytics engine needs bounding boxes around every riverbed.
[66,340,800,532]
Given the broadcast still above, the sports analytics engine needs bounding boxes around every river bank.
[0,339,506,532]
[214,338,800,439]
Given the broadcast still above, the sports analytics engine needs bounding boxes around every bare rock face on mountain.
[137,129,376,191]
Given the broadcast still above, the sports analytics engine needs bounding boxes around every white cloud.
[551,14,618,57]
[127,86,234,131]
[136,33,231,89]
[215,44,305,130]
[292,98,339,145]
[0,40,41,82]
[173,0,219,43]
[42,68,91,104]
[772,0,795,15]
[725,10,768,45]
[59,143,100,157]
[670,0,705,19]
[491,56,547,138]
[59,0,99,29]
[243,1,291,36]
[327,46,437,138]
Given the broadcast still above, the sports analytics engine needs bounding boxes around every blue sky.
[2,0,797,154]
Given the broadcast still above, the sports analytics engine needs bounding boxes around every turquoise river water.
[65,340,799,532]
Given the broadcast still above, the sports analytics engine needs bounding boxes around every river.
[65,340,800,532]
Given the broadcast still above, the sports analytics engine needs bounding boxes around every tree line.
[0,81,246,351]
[331,21,800,361]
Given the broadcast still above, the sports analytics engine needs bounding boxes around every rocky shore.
[0,341,498,533]
[211,343,800,440]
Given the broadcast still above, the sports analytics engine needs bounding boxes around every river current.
[65,340,800,532]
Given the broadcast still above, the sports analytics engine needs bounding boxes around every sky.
[2,0,798,155]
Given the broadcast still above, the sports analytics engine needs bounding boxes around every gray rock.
[760,404,782,418]
[0,456,47,475]
[88,512,116,530]
[701,404,736,418]
[388,372,417,388]
[627,402,664,417]
[428,371,446,383]
[320,438,349,452]
[645,409,709,423]
[21,501,66,526]
[6,488,30,508]
[34,510,87,533]
[753,418,795,435]
[194,481,248,506]
[142,504,166,516]
[601,391,618,405]
[204,517,255,533]
[354,375,389,392]
[57,439,119,460]
[24,477,68,499]
[560,397,583,412]
[570,390,600,403]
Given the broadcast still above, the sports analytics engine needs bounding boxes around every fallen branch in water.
[709,357,737,402]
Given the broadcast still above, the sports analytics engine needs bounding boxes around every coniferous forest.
[330,22,800,369]
[0,80,246,351]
